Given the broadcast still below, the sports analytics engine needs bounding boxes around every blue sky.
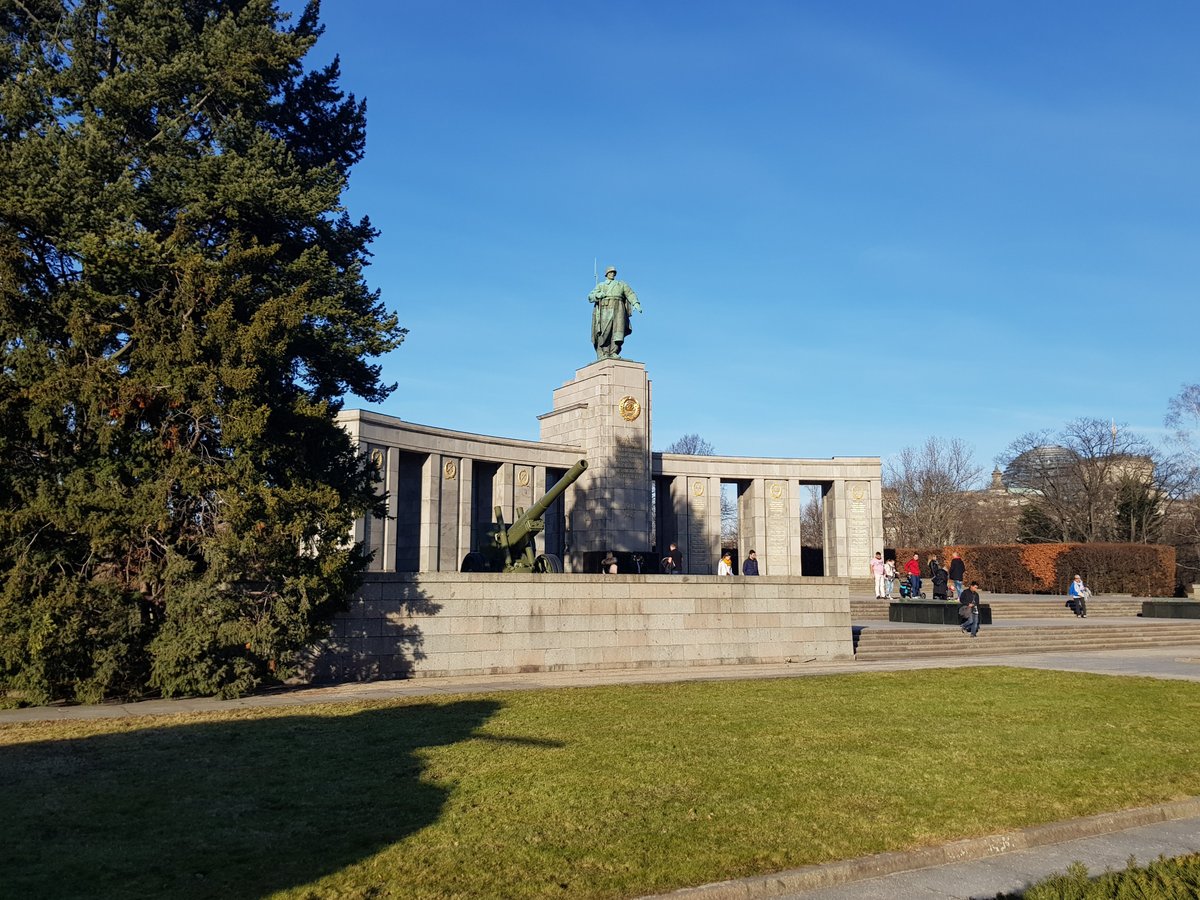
[289,1,1198,479]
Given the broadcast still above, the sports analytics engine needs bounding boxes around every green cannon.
[460,459,588,573]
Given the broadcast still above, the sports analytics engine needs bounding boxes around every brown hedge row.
[893,544,1175,597]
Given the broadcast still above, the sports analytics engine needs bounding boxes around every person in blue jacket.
[1068,574,1089,617]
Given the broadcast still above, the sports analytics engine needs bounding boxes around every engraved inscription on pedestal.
[688,478,708,565]
[847,481,871,564]
[766,480,790,558]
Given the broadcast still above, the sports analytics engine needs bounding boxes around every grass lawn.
[3,668,1200,899]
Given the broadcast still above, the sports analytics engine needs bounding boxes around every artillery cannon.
[461,459,587,573]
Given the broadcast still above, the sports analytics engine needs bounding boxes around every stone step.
[858,623,1200,642]
[850,599,1145,619]
[854,623,1200,661]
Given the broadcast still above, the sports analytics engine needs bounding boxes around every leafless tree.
[1000,418,1183,544]
[663,433,715,456]
[800,489,824,548]
[884,438,983,546]
[1164,384,1200,586]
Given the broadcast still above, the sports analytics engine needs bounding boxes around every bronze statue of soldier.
[588,265,641,359]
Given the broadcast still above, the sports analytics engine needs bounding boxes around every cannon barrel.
[503,458,588,550]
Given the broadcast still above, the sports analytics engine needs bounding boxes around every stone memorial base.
[889,601,993,626]
[302,573,853,681]
[1141,601,1200,619]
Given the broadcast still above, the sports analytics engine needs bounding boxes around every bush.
[999,853,1200,900]
[893,544,1176,596]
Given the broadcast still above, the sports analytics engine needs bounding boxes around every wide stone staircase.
[851,596,1144,620]
[853,619,1200,661]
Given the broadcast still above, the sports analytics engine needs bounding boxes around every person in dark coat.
[959,582,981,637]
[948,552,966,598]
[742,550,760,576]
[661,542,682,574]
[931,566,950,600]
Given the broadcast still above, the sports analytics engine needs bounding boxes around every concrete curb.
[642,796,1200,899]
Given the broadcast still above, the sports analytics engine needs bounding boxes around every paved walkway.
[6,601,1200,899]
[4,643,1200,724]
[651,801,1200,899]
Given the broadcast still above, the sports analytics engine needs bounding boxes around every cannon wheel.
[461,552,488,573]
[533,553,563,574]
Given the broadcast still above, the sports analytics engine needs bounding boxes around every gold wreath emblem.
[618,396,641,421]
[443,459,457,480]
[692,480,705,497]
[852,485,865,501]
[369,448,384,469]
[517,468,530,487]
[770,482,783,500]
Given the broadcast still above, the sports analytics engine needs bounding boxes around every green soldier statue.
[588,265,641,359]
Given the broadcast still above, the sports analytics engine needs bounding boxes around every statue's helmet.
[605,266,617,275]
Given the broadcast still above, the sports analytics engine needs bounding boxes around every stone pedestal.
[538,358,652,572]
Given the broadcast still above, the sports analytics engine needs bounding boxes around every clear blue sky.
[288,0,1198,479]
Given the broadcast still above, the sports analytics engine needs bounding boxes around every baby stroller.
[899,581,926,600]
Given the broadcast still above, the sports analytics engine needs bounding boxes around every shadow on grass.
[0,699,540,899]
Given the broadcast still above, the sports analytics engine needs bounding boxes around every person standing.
[742,549,760,576]
[959,582,982,637]
[1068,574,1089,617]
[948,552,966,599]
[662,542,682,574]
[905,553,922,598]
[883,557,897,599]
[588,265,641,359]
[718,552,734,576]
[870,552,887,599]
[601,551,618,574]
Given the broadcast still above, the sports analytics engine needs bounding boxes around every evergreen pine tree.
[0,0,405,702]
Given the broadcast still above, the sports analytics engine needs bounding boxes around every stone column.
[538,358,651,571]
[685,476,719,574]
[845,479,874,576]
[381,446,400,572]
[513,463,535,516]
[418,452,441,573]
[761,478,794,576]
[824,479,868,578]
[437,456,462,572]
[668,475,689,572]
[456,458,474,573]
[493,463,515,526]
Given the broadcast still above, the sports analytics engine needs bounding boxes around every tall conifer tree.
[0,0,405,702]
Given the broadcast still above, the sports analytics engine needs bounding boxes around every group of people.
[871,551,966,601]
[872,550,981,635]
[717,549,758,576]
[604,543,759,576]
[870,550,1101,636]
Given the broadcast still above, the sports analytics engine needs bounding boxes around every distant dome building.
[1002,445,1076,491]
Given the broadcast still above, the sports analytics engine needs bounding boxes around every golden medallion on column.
[770,482,784,500]
[443,459,457,480]
[692,480,705,497]
[618,396,641,421]
[517,467,530,487]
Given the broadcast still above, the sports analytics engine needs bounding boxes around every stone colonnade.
[337,411,581,574]
[337,359,883,576]
[653,456,883,577]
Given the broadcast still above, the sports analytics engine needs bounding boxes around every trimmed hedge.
[894,544,1175,597]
